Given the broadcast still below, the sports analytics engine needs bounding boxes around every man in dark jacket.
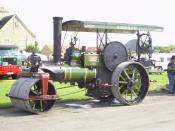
[28,52,41,72]
[167,55,175,94]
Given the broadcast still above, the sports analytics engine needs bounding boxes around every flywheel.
[103,41,128,71]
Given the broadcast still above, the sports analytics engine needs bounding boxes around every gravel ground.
[1,92,175,131]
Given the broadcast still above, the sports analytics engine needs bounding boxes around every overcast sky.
[0,0,174,47]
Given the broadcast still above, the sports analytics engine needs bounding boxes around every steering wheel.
[138,33,152,54]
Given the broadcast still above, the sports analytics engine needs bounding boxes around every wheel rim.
[111,62,149,105]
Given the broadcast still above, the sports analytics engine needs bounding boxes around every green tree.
[153,45,175,53]
[25,41,40,53]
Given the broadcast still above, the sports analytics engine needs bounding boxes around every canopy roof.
[62,20,164,33]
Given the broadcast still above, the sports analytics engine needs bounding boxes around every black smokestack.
[53,17,63,63]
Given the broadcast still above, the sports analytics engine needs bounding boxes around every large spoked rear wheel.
[111,61,149,105]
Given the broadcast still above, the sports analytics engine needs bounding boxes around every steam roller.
[7,16,164,113]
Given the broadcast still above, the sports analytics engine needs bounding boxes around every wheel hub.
[127,79,135,90]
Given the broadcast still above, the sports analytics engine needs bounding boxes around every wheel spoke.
[135,78,141,86]
[34,85,37,91]
[144,35,148,44]
[120,85,127,93]
[120,74,127,81]
[124,90,127,99]
[29,90,38,96]
[32,102,36,110]
[123,70,130,80]
[126,90,131,100]
[121,88,138,101]
[119,81,128,84]
[40,100,43,112]
[31,100,40,111]
[140,37,144,45]
[131,89,137,97]
[132,68,136,79]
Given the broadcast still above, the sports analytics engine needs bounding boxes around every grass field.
[0,79,14,108]
[0,73,168,108]
[149,73,168,92]
[0,79,90,108]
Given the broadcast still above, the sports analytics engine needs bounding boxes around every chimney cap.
[53,17,63,20]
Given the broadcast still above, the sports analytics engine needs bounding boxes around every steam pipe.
[53,17,63,63]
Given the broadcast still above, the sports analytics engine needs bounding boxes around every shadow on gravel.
[55,92,175,110]
[0,99,124,117]
[55,99,124,110]
[148,92,175,96]
[2,92,174,117]
[0,107,35,117]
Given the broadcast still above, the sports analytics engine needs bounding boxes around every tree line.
[25,41,40,53]
[24,42,175,54]
[153,45,175,53]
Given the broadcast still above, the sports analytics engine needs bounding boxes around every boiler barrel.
[44,67,96,83]
[63,67,96,82]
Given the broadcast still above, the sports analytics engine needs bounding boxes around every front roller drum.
[111,61,149,105]
[9,78,57,113]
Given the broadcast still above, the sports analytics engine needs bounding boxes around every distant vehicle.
[147,53,175,74]
[151,53,175,70]
[0,43,22,79]
[149,60,164,74]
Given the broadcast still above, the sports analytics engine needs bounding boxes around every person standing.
[27,52,41,72]
[167,56,175,94]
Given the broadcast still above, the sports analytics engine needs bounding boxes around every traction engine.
[8,17,163,113]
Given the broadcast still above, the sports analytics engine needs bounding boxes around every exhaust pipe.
[53,17,63,63]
